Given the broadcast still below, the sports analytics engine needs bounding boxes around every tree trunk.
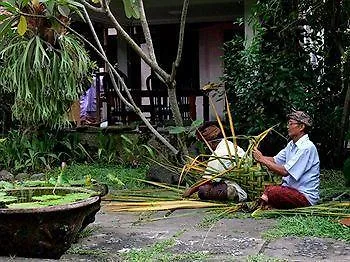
[168,83,189,157]
[338,61,350,163]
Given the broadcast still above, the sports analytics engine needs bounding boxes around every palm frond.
[103,200,227,212]
[251,201,350,218]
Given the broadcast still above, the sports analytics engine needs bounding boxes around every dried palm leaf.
[251,202,350,218]
[136,179,184,194]
[103,200,227,212]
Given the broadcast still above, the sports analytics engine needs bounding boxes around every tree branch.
[16,3,180,155]
[82,7,135,105]
[95,0,171,84]
[170,0,189,84]
[80,6,179,155]
[137,0,157,64]
[80,0,104,13]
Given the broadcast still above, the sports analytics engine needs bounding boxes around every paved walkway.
[2,206,350,261]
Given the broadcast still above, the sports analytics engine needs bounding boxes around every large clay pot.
[0,187,101,259]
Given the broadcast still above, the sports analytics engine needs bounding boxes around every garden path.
[4,206,350,261]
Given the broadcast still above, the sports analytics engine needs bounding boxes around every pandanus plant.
[0,0,95,127]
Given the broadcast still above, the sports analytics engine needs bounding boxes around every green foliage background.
[223,0,350,167]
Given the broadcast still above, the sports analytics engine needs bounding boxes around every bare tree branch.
[81,0,188,156]
[51,11,179,154]
[83,0,171,84]
[82,6,180,155]
[80,0,104,13]
[137,0,158,64]
[82,7,134,104]
[170,0,189,83]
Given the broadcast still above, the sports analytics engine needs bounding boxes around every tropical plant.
[168,119,204,156]
[0,0,96,127]
[120,134,155,167]
[6,0,192,158]
[223,0,350,167]
[0,0,194,159]
[223,30,312,135]
[0,129,94,173]
[95,132,120,164]
[0,130,62,172]
[58,132,93,163]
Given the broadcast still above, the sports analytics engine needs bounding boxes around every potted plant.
[0,186,101,259]
[0,2,100,258]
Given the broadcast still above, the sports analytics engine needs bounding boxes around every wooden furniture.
[96,72,204,126]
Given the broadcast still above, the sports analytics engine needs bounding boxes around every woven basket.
[226,167,280,200]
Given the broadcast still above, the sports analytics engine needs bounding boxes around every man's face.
[287,119,304,138]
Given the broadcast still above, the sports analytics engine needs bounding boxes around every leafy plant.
[96,133,120,164]
[223,22,312,136]
[223,0,350,167]
[343,158,350,187]
[0,0,96,127]
[168,119,203,137]
[120,134,155,166]
[0,130,62,172]
[0,129,94,173]
[58,133,93,163]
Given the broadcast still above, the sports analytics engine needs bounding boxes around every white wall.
[198,24,225,121]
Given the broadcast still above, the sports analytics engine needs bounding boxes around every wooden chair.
[98,71,136,125]
[145,74,171,125]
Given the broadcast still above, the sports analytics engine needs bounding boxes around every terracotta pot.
[0,187,101,259]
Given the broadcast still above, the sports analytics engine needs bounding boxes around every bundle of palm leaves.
[251,201,350,219]
[102,183,228,213]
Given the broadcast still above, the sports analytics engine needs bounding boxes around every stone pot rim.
[0,186,100,214]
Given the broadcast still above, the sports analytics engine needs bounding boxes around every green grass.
[263,215,350,242]
[121,238,209,262]
[67,246,110,261]
[76,225,101,239]
[319,169,349,201]
[198,206,251,228]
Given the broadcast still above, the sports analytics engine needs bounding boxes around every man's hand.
[253,147,264,162]
[252,147,288,177]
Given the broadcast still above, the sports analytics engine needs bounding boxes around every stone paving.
[1,206,350,262]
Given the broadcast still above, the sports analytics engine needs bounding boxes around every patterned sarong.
[263,185,310,209]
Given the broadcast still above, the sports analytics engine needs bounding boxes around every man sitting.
[253,110,320,209]
[184,121,247,202]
